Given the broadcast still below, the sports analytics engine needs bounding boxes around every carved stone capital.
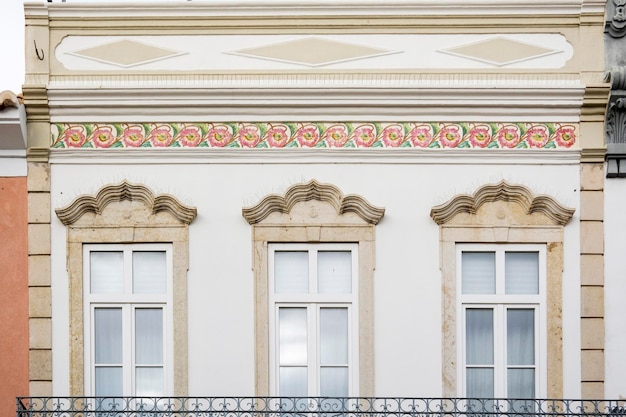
[608,0,626,38]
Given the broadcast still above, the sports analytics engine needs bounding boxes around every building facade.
[19,0,615,411]
[0,90,29,417]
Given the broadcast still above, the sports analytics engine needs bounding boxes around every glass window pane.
[318,251,352,294]
[136,367,164,397]
[279,308,307,365]
[94,308,122,364]
[90,252,123,294]
[279,367,307,397]
[95,367,122,397]
[135,308,163,365]
[506,252,539,294]
[462,252,495,294]
[133,251,167,294]
[508,368,535,399]
[507,309,535,366]
[320,308,348,365]
[466,309,494,365]
[320,367,349,397]
[466,368,494,398]
[275,252,309,294]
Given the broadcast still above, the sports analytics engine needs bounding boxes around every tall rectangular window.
[269,244,358,397]
[84,244,173,397]
[457,245,546,400]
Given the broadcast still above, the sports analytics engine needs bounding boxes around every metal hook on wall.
[34,40,44,61]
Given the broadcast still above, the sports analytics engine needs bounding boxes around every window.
[269,243,359,397]
[457,244,546,400]
[84,244,173,397]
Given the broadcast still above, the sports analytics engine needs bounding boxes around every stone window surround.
[55,180,197,396]
[242,179,384,397]
[430,180,575,398]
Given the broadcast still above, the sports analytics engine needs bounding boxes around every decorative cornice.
[242,179,385,225]
[581,84,611,122]
[22,85,49,122]
[580,147,606,162]
[26,147,50,163]
[51,122,578,150]
[47,85,585,122]
[40,0,598,18]
[430,180,575,226]
[55,180,197,226]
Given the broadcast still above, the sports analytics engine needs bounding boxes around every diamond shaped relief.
[439,37,559,66]
[229,37,397,67]
[69,39,185,68]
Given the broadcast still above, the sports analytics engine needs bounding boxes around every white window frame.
[83,243,174,397]
[268,243,359,397]
[456,243,547,399]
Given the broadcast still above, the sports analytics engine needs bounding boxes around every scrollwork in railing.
[15,397,626,417]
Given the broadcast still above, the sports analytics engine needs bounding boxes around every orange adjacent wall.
[0,177,28,417]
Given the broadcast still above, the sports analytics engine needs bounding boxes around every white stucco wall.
[48,151,582,398]
[604,178,626,399]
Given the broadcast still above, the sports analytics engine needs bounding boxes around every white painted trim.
[83,244,174,397]
[49,148,582,165]
[47,86,585,122]
[456,244,548,398]
[39,0,597,17]
[0,152,27,177]
[268,243,359,396]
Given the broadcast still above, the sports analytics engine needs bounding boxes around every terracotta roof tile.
[0,90,20,111]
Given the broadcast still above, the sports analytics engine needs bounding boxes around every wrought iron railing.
[16,397,626,417]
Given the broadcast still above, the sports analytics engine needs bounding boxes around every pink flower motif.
[148,127,174,147]
[205,126,233,147]
[554,127,576,148]
[468,126,492,148]
[60,127,87,148]
[408,126,434,147]
[497,126,521,148]
[121,127,145,147]
[323,125,349,148]
[266,125,290,148]
[295,125,320,147]
[524,126,549,148]
[90,126,116,148]
[177,126,203,147]
[352,125,377,147]
[438,126,463,148]
[237,125,261,148]
[381,125,405,147]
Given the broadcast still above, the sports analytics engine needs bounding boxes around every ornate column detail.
[605,67,626,176]
[607,0,626,38]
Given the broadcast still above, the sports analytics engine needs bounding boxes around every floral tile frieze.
[51,122,577,149]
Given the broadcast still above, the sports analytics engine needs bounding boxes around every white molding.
[47,86,585,122]
[49,148,581,165]
[40,0,594,17]
[0,153,27,177]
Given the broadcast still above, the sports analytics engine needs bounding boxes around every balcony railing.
[16,397,626,417]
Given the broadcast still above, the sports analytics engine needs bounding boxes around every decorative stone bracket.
[607,0,626,38]
[605,67,626,177]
